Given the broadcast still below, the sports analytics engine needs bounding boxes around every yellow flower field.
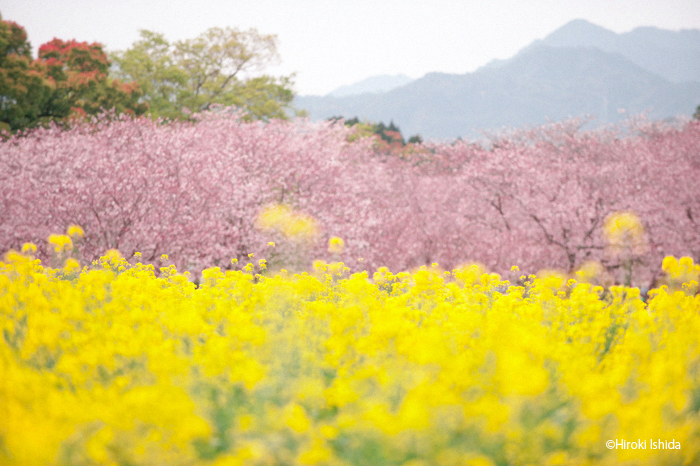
[2,249,700,466]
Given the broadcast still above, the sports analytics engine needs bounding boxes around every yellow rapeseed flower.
[66,224,84,238]
[327,236,345,254]
[603,211,646,253]
[21,242,37,254]
[103,249,123,262]
[63,258,81,274]
[284,403,311,433]
[661,256,700,294]
[298,438,331,465]
[2,244,699,466]
[48,234,72,252]
[255,204,319,240]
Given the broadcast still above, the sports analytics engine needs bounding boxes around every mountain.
[293,20,700,141]
[327,74,414,98]
[537,19,700,83]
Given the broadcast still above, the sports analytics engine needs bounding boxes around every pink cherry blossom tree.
[1,109,698,289]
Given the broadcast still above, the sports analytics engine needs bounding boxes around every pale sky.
[2,0,699,96]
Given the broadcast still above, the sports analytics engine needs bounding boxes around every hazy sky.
[2,0,699,95]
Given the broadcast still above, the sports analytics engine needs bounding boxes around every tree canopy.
[0,13,147,132]
[328,115,423,152]
[37,39,147,120]
[0,16,52,132]
[110,27,298,121]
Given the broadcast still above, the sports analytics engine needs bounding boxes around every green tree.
[694,104,700,120]
[374,120,405,145]
[107,31,187,120]
[0,15,52,131]
[111,27,298,121]
[0,14,146,132]
[330,116,421,147]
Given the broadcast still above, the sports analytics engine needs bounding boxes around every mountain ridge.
[293,20,700,141]
[327,74,414,98]
[536,19,700,83]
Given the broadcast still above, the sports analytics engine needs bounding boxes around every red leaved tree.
[0,14,146,131]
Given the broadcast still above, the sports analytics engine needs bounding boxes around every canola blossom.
[2,250,700,466]
[328,237,345,254]
[255,204,319,241]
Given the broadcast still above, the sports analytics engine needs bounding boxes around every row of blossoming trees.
[1,109,698,288]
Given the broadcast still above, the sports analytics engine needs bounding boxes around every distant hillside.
[537,19,700,83]
[294,20,700,141]
[328,74,414,98]
[295,45,700,140]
